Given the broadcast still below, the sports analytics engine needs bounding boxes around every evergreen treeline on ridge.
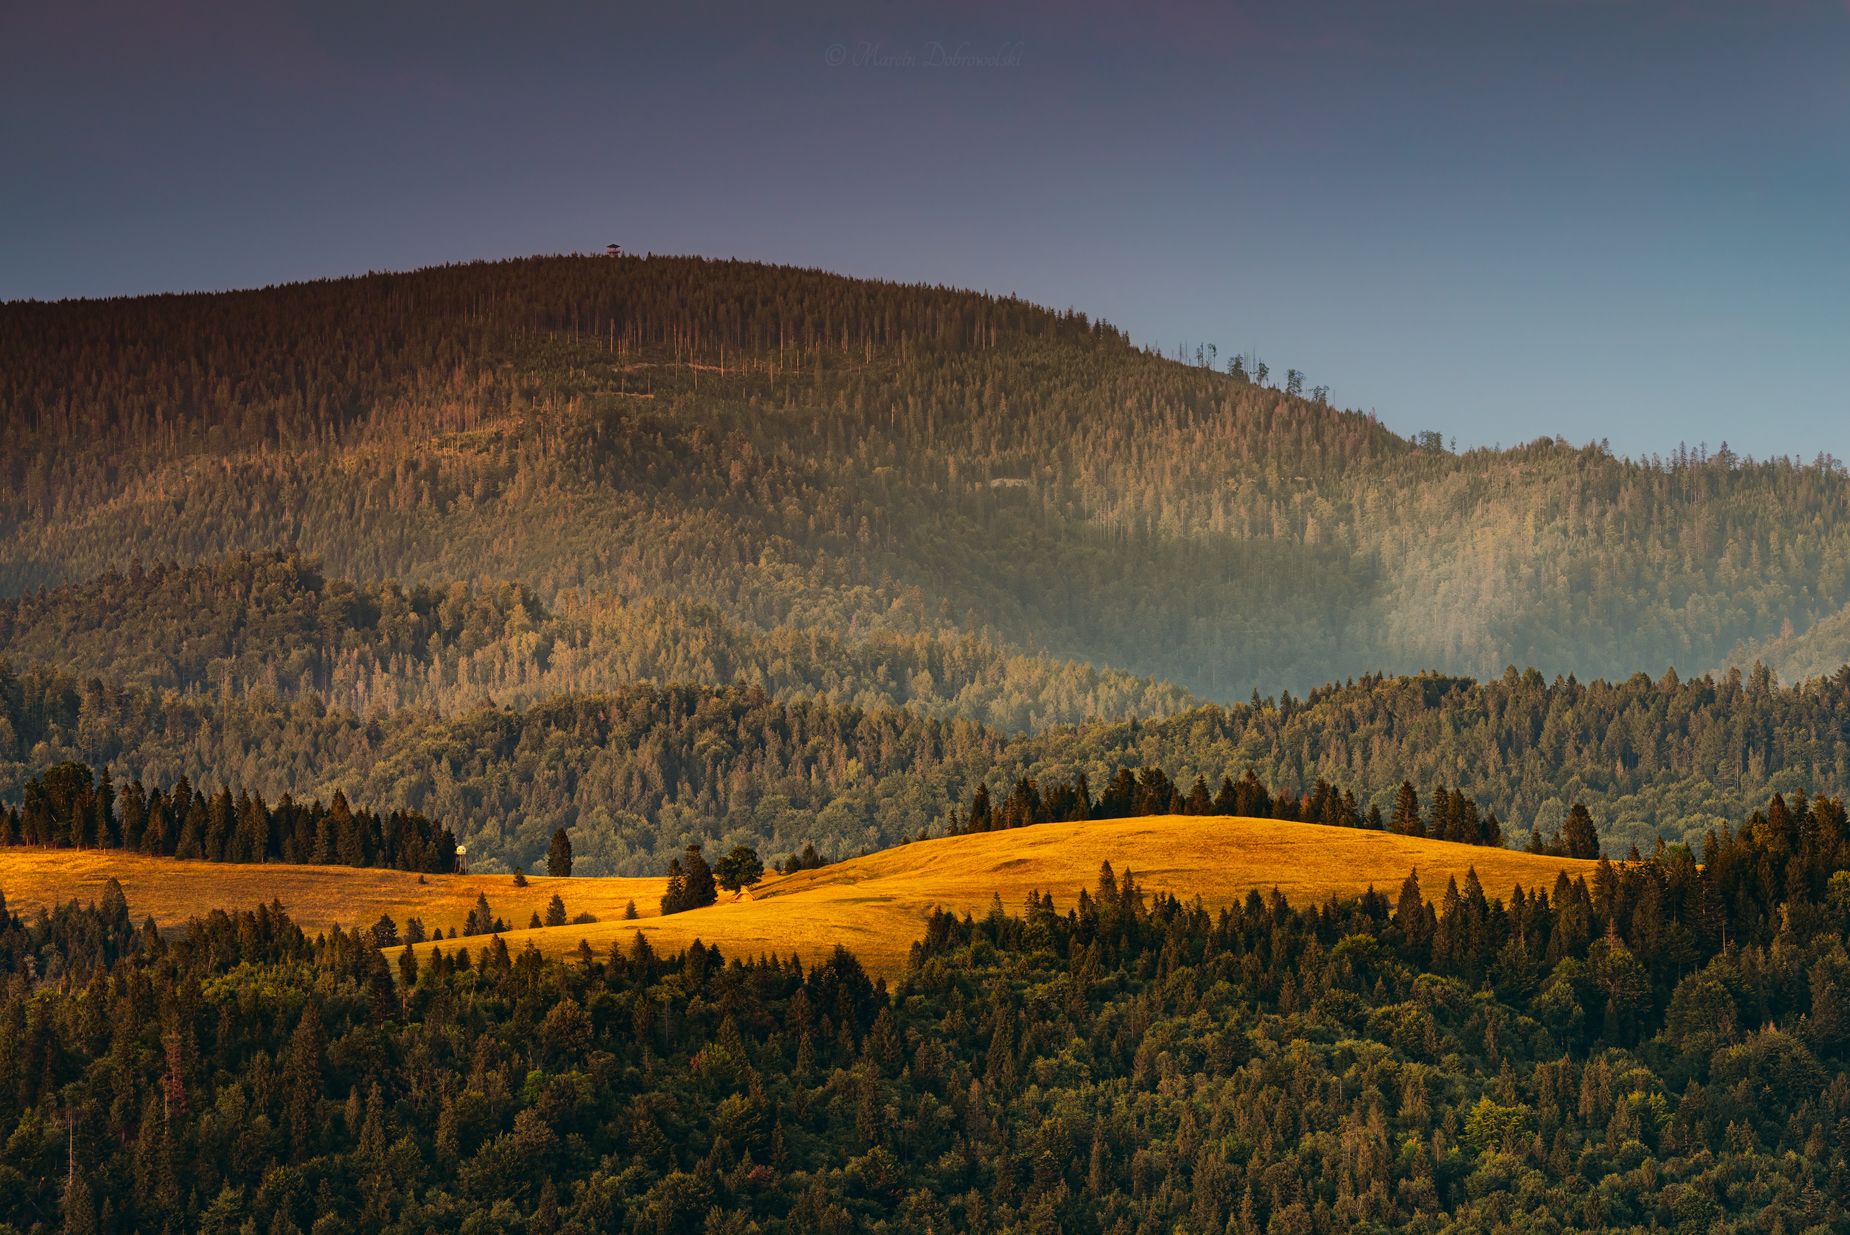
[2,786,1847,1231]
[949,766,1572,854]
[0,760,457,873]
[5,256,1850,697]
[959,765,1605,857]
[0,652,1835,872]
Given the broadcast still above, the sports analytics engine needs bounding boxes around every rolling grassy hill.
[426,814,1597,973]
[0,847,663,938]
[1,817,1596,973]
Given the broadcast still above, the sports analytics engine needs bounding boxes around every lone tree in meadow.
[716,844,765,895]
[546,827,573,878]
[462,893,503,937]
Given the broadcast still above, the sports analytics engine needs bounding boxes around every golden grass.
[0,848,664,938]
[442,814,1599,975]
[1,818,1600,977]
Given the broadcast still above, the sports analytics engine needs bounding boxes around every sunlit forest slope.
[5,255,1848,702]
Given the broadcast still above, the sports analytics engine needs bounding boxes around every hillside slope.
[467,814,1597,972]
[0,817,1594,974]
[1726,601,1850,685]
[8,657,1849,869]
[5,255,1849,698]
[0,847,662,938]
[0,552,1197,729]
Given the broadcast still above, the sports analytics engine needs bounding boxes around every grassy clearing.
[0,848,664,938]
[441,814,1600,975]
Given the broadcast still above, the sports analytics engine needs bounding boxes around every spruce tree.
[968,784,994,833]
[660,858,688,915]
[1562,803,1601,859]
[546,827,573,878]
[1392,781,1422,836]
[681,845,718,909]
[464,893,497,936]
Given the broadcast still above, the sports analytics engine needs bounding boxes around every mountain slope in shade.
[1725,604,1850,686]
[4,255,1850,699]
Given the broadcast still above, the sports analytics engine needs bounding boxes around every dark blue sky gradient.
[3,0,1846,457]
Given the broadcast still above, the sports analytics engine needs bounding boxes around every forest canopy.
[3,787,1847,1232]
[3,256,1848,702]
[0,650,1837,872]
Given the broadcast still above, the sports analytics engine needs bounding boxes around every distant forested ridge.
[2,651,1842,873]
[0,552,1196,730]
[4,255,1849,699]
[0,760,457,872]
[5,789,1850,1231]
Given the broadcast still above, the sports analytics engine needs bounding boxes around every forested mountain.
[0,553,1193,730]
[1725,601,1850,688]
[5,650,1847,874]
[10,254,1850,1233]
[5,255,1849,701]
[8,788,1850,1233]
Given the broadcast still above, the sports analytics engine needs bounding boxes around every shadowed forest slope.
[6,654,1849,871]
[5,255,1849,701]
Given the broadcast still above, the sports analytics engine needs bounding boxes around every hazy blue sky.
[3,0,1846,458]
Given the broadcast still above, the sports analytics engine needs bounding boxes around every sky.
[2,0,1846,459]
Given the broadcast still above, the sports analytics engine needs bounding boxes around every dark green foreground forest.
[5,790,1850,1234]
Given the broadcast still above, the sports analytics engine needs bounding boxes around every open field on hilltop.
[439,814,1600,974]
[0,848,665,938]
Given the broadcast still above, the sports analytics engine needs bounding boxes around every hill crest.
[464,813,1597,973]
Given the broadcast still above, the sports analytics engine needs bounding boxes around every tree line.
[0,760,458,873]
[10,655,1850,873]
[950,766,1562,852]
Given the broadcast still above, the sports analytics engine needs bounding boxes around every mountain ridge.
[13,254,1845,698]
